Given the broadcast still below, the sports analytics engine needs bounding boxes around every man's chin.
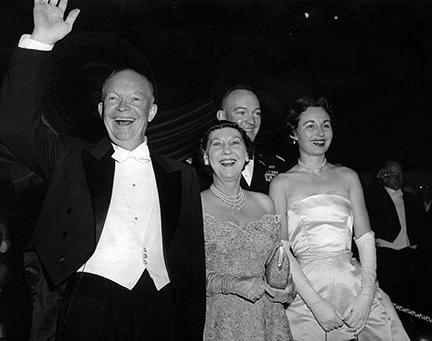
[109,135,143,151]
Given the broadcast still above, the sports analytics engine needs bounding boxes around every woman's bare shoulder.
[271,166,301,186]
[330,164,358,179]
[247,191,275,214]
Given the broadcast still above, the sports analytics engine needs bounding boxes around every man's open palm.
[32,0,80,44]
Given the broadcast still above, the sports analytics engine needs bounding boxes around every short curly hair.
[199,120,254,172]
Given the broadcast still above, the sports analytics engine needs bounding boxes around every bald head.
[217,88,261,142]
[101,69,154,103]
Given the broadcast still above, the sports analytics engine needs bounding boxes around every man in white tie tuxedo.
[366,160,425,310]
[0,1,206,340]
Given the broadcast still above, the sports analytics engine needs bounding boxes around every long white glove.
[343,231,377,335]
[207,271,275,303]
[282,240,345,332]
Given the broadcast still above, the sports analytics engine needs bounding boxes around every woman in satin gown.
[200,121,294,340]
[269,97,410,340]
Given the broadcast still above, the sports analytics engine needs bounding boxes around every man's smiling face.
[219,89,261,142]
[98,69,157,151]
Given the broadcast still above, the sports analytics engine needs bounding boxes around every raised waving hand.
[32,0,80,45]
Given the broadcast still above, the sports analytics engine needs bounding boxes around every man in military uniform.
[215,85,289,194]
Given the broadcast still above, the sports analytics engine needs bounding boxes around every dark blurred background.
[0,0,431,171]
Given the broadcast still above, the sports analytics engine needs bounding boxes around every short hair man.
[215,85,289,194]
[0,1,205,340]
[366,160,425,309]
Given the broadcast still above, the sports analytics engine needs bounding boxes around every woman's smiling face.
[294,106,333,157]
[206,127,249,181]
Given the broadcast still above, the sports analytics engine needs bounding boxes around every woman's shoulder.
[247,191,275,214]
[200,188,217,213]
[200,188,212,200]
[271,165,301,185]
[328,164,362,192]
[329,163,359,179]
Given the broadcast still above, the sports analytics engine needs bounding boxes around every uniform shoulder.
[255,151,291,169]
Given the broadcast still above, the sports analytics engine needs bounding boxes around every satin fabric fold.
[286,194,409,341]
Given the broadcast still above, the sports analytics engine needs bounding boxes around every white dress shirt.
[77,141,170,290]
[376,187,411,250]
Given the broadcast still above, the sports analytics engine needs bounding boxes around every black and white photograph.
[1,0,431,340]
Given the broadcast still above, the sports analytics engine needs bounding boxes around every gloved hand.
[344,231,376,335]
[281,239,344,332]
[343,292,373,335]
[310,298,345,332]
[206,272,275,303]
[232,276,275,302]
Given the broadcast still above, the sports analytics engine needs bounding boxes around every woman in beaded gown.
[200,121,294,341]
[270,97,409,340]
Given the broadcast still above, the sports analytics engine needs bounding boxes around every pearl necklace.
[297,158,327,170]
[210,184,246,211]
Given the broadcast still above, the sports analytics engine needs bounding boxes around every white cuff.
[18,34,54,51]
[354,230,375,245]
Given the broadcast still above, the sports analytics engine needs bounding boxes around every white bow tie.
[394,190,403,197]
[111,147,151,163]
[388,188,403,197]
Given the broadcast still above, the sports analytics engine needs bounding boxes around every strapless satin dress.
[286,194,409,341]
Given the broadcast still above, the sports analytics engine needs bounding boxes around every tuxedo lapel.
[383,187,401,224]
[381,187,403,240]
[82,138,115,244]
[241,157,262,191]
[151,153,182,249]
[240,175,250,190]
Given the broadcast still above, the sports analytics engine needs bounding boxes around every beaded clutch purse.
[265,245,290,289]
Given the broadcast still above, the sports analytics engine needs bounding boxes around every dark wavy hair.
[199,120,254,171]
[286,96,334,134]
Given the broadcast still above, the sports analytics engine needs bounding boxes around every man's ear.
[216,109,226,121]
[148,104,158,122]
[98,102,103,118]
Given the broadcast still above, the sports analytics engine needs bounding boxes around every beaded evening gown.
[203,213,293,341]
[286,194,410,341]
